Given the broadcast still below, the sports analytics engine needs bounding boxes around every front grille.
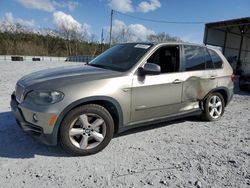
[15,83,25,103]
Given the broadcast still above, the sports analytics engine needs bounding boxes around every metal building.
[204,17,250,74]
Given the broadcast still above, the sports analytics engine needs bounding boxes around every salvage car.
[11,42,234,156]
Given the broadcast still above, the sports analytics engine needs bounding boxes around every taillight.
[230,74,235,82]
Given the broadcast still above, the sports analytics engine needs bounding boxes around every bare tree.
[56,23,89,56]
[147,32,182,42]
[0,20,29,54]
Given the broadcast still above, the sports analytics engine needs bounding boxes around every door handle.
[210,76,216,80]
[172,79,182,84]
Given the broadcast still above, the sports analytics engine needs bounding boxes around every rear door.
[181,45,218,107]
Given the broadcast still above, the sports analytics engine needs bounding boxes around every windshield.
[89,43,153,72]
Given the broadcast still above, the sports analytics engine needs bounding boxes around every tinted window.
[204,49,214,69]
[184,46,205,71]
[208,49,223,69]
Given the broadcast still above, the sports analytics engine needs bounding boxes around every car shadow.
[0,111,69,158]
[0,111,191,158]
[114,119,186,138]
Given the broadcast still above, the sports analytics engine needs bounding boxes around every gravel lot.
[0,61,250,188]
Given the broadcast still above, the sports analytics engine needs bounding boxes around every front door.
[130,45,183,123]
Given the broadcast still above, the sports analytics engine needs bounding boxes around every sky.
[0,0,250,43]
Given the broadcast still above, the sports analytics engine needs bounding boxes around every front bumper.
[10,94,58,146]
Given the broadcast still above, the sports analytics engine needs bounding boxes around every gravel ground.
[0,61,250,188]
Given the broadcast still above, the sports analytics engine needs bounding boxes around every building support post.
[222,31,227,55]
[236,26,245,74]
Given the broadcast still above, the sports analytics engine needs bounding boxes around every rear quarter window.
[208,49,223,69]
[204,49,214,69]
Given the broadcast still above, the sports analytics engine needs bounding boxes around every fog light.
[33,113,38,122]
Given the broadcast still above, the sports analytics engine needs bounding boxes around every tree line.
[0,22,182,57]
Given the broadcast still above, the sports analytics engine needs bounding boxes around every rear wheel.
[202,92,225,121]
[60,104,114,156]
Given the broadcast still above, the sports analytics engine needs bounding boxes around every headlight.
[25,90,64,105]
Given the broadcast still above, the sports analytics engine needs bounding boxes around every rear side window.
[184,45,205,71]
[208,49,223,69]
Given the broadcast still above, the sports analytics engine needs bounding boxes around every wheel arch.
[52,96,124,145]
[201,87,230,108]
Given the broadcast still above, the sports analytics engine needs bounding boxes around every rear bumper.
[10,94,58,146]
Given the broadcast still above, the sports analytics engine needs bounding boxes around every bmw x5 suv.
[11,42,234,156]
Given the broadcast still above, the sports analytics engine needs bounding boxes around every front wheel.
[202,92,225,121]
[59,104,114,156]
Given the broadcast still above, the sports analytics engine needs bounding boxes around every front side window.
[184,45,206,71]
[208,49,223,69]
[89,43,153,72]
[147,45,180,73]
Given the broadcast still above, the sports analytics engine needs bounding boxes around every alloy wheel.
[208,95,222,119]
[69,113,106,150]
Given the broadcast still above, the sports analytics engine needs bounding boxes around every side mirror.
[138,63,161,76]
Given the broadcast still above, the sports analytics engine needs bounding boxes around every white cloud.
[110,19,155,42]
[137,0,161,13]
[53,11,90,36]
[108,0,134,13]
[17,0,55,12]
[127,23,155,41]
[16,18,35,27]
[4,12,35,27]
[180,33,202,44]
[17,0,79,12]
[0,12,35,33]
[4,12,14,23]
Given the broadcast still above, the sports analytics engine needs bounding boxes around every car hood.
[18,64,122,88]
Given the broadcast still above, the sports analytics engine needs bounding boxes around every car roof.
[121,42,223,56]
[121,42,206,47]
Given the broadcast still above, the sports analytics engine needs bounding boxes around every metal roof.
[205,17,250,37]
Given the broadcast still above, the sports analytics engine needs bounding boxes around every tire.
[202,92,225,121]
[59,104,114,156]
